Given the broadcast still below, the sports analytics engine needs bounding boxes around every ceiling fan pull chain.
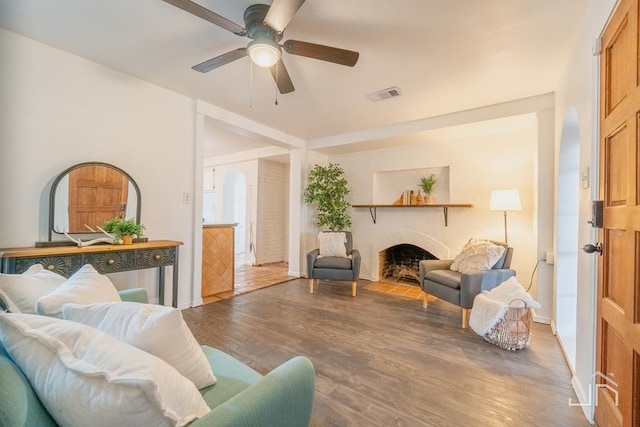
[249,60,254,109]
[275,62,279,106]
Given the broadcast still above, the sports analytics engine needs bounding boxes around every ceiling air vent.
[367,86,402,102]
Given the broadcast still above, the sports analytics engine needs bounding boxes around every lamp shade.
[490,189,522,211]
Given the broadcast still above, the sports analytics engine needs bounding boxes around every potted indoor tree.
[103,218,145,245]
[419,174,438,204]
[304,163,351,231]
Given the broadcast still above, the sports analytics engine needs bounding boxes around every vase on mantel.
[425,194,435,204]
[416,190,424,205]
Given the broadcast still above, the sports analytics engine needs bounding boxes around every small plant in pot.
[103,218,145,245]
[419,174,438,204]
[304,163,352,231]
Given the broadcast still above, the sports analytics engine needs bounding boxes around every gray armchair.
[307,231,361,296]
[419,241,515,328]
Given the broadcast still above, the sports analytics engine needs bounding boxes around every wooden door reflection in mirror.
[68,166,129,232]
[49,162,141,240]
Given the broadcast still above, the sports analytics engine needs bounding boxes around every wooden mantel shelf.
[352,204,474,226]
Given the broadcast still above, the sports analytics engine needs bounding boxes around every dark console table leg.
[172,248,179,308]
[159,266,165,306]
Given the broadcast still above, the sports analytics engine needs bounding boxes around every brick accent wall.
[256,160,289,265]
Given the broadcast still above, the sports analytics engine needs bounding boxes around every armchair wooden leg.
[309,279,315,294]
[351,281,357,297]
[422,292,429,308]
[461,308,471,329]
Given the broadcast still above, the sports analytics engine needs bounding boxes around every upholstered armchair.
[419,241,515,328]
[307,231,361,296]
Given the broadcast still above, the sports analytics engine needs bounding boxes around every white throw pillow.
[318,232,348,257]
[0,264,66,313]
[62,301,217,389]
[450,240,505,273]
[0,313,210,427]
[35,264,121,318]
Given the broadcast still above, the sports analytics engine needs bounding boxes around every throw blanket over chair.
[307,231,361,296]
[418,240,515,328]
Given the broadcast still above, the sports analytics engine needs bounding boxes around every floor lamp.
[490,189,521,244]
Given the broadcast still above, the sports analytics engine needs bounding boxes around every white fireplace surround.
[367,229,451,282]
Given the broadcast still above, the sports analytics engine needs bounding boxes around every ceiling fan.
[162,0,359,94]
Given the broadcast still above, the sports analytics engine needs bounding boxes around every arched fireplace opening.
[378,244,437,285]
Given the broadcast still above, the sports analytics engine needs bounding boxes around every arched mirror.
[48,162,141,241]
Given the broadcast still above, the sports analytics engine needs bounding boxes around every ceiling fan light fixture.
[247,39,281,68]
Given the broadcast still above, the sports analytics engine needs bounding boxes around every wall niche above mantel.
[354,165,473,226]
[372,166,450,205]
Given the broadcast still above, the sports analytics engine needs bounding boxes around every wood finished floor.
[183,279,589,426]
[205,261,296,302]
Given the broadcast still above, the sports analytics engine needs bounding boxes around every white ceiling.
[0,0,587,157]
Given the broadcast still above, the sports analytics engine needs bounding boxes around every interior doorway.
[555,106,580,372]
[222,171,247,255]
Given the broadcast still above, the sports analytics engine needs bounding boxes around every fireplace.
[379,244,437,284]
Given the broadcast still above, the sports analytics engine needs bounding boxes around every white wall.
[328,121,539,297]
[0,29,197,308]
[553,0,618,419]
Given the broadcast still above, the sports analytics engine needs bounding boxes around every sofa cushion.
[425,270,462,290]
[199,346,262,409]
[0,313,210,427]
[35,264,121,318]
[0,345,58,427]
[318,232,347,258]
[450,239,505,274]
[0,264,66,313]
[62,301,217,389]
[314,256,352,270]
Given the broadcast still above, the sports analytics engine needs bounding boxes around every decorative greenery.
[304,163,352,231]
[103,218,145,240]
[419,174,438,195]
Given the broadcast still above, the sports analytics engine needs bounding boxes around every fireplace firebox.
[379,244,437,284]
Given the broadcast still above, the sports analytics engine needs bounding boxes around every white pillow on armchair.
[317,232,348,258]
[450,239,505,274]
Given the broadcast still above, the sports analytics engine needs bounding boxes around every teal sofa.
[0,288,315,427]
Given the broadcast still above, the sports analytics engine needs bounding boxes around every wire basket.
[484,299,532,351]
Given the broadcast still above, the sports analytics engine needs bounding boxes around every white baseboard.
[533,314,551,324]
[572,375,594,423]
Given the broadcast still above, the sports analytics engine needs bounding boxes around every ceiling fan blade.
[162,0,247,36]
[192,48,247,73]
[283,40,359,67]
[269,60,295,94]
[264,0,306,33]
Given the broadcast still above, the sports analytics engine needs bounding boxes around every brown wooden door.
[68,165,128,232]
[597,0,640,425]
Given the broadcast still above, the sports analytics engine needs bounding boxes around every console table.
[0,240,183,308]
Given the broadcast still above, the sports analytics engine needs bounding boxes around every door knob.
[582,243,602,254]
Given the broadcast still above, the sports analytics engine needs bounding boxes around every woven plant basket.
[484,299,532,351]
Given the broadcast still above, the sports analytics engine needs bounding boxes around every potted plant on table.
[419,174,438,204]
[304,163,352,231]
[103,218,145,245]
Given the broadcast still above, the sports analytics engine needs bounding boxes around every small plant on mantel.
[103,218,145,245]
[304,163,352,231]
[419,174,438,203]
